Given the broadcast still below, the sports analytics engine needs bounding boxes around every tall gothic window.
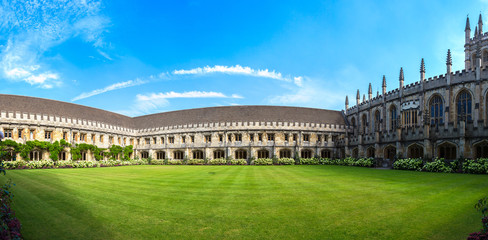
[361,114,367,133]
[402,109,418,127]
[430,95,444,126]
[374,110,380,132]
[390,106,397,130]
[457,90,472,122]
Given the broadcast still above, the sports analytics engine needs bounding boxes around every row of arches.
[351,141,488,160]
[141,149,334,160]
[350,89,481,132]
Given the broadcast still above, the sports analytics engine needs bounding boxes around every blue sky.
[0,0,485,116]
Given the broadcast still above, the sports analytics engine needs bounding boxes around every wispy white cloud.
[173,65,303,86]
[118,91,243,116]
[0,0,110,88]
[72,79,146,101]
[97,49,113,61]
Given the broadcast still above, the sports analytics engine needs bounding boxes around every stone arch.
[279,148,292,158]
[407,143,424,159]
[455,89,473,122]
[366,146,375,158]
[213,149,225,159]
[235,149,247,160]
[192,150,204,159]
[384,145,396,160]
[257,149,270,158]
[320,149,332,159]
[473,140,488,159]
[156,151,166,160]
[173,150,184,160]
[300,149,313,158]
[352,147,359,158]
[437,141,457,160]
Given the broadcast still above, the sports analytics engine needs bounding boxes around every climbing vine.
[123,145,133,161]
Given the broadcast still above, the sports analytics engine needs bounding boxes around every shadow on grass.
[1,168,117,240]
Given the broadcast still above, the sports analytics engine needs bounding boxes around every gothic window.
[267,133,274,141]
[402,109,418,127]
[173,151,184,160]
[258,133,263,141]
[145,138,150,144]
[361,114,367,133]
[169,136,175,144]
[430,95,444,126]
[190,136,194,143]
[284,134,289,142]
[457,90,472,122]
[219,134,223,142]
[352,148,359,158]
[214,150,225,159]
[235,134,242,142]
[227,134,232,142]
[367,147,375,158]
[408,144,424,159]
[100,135,104,143]
[192,150,204,159]
[182,136,186,143]
[156,151,165,160]
[384,146,396,160]
[374,110,381,132]
[301,149,312,158]
[350,117,356,128]
[390,106,397,130]
[30,130,35,140]
[58,151,67,161]
[141,152,149,159]
[205,135,211,143]
[4,129,12,138]
[438,143,456,160]
[257,149,269,158]
[321,149,331,159]
[18,129,23,139]
[279,149,291,158]
[30,151,41,161]
[293,134,297,142]
[235,149,247,159]
[249,134,253,142]
[475,142,488,159]
[483,51,488,63]
[303,134,310,142]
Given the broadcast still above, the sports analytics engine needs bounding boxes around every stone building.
[341,15,488,163]
[1,14,488,163]
[0,95,347,161]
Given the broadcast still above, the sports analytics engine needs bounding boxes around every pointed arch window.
[390,106,397,130]
[361,114,367,133]
[430,95,444,125]
[457,90,472,122]
[374,110,381,132]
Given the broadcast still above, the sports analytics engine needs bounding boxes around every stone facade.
[341,15,488,165]
[2,15,488,164]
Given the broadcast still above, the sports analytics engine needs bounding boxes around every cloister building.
[1,15,488,163]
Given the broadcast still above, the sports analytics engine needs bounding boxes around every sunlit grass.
[2,165,487,240]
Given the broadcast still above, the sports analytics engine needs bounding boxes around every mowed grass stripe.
[2,165,488,240]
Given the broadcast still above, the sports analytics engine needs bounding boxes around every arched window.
[408,144,423,159]
[475,141,488,159]
[438,143,456,160]
[301,149,313,158]
[257,149,269,158]
[156,151,165,160]
[384,146,396,160]
[374,110,381,132]
[350,117,356,128]
[457,90,472,122]
[430,95,444,126]
[279,149,291,158]
[213,150,225,159]
[390,106,397,130]
[483,51,488,63]
[141,151,149,159]
[361,114,367,133]
[367,147,375,158]
[235,149,247,159]
[192,150,204,159]
[173,151,184,160]
[321,149,331,159]
[352,148,359,158]
[58,151,67,161]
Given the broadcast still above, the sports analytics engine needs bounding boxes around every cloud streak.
[72,79,147,101]
[173,65,302,86]
[0,0,110,88]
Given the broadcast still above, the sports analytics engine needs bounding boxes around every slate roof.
[0,94,345,130]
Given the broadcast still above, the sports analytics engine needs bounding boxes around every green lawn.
[1,165,487,240]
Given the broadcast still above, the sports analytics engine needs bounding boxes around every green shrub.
[253,158,273,165]
[228,159,247,165]
[393,158,423,171]
[422,159,453,173]
[168,160,183,165]
[208,158,227,165]
[463,159,488,174]
[298,158,320,165]
[187,159,205,165]
[150,160,165,165]
[275,158,295,165]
